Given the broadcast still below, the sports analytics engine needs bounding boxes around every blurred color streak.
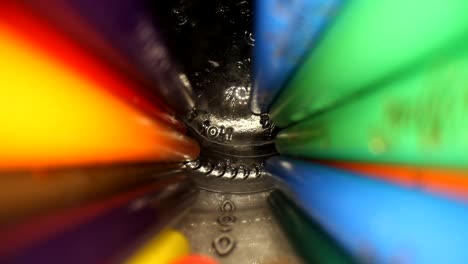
[268,190,357,264]
[0,17,199,169]
[276,47,468,167]
[0,164,183,227]
[0,3,185,132]
[23,0,195,114]
[321,161,468,201]
[251,0,341,114]
[124,229,189,264]
[267,157,468,264]
[0,176,197,264]
[270,0,468,127]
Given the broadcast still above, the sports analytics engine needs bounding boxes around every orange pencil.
[321,161,468,200]
[171,255,219,264]
[0,16,199,169]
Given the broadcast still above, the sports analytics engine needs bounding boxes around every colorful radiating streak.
[124,229,190,264]
[321,161,468,201]
[0,20,199,170]
[268,190,357,264]
[0,3,185,132]
[0,164,182,226]
[276,47,468,167]
[251,0,341,114]
[270,0,468,127]
[1,179,196,264]
[25,0,195,114]
[267,157,468,264]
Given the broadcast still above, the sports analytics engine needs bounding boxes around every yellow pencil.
[124,229,190,264]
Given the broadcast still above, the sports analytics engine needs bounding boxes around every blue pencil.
[267,157,468,264]
[251,0,342,114]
